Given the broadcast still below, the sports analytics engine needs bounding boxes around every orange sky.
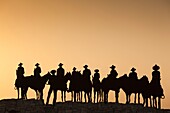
[0,0,170,109]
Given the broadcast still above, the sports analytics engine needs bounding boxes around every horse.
[15,78,27,99]
[118,74,146,104]
[137,75,153,107]
[92,76,102,103]
[149,79,165,109]
[101,75,120,103]
[81,75,92,103]
[15,72,51,101]
[68,71,83,102]
[53,72,71,102]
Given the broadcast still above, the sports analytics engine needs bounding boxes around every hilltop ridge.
[0,99,169,113]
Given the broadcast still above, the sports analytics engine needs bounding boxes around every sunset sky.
[0,0,170,108]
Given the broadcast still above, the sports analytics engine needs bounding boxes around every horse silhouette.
[49,72,71,103]
[69,71,83,102]
[101,75,120,103]
[68,71,92,103]
[149,78,165,109]
[15,72,51,101]
[92,75,102,103]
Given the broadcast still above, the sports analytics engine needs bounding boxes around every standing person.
[16,63,25,99]
[46,70,57,105]
[57,63,65,78]
[34,63,41,78]
[108,65,118,78]
[82,65,91,80]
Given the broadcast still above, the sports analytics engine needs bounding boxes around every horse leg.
[41,91,43,100]
[115,91,119,103]
[134,93,136,104]
[74,91,76,102]
[129,94,131,103]
[77,92,80,102]
[158,97,161,109]
[101,91,104,102]
[84,92,86,103]
[46,87,52,105]
[64,91,66,102]
[150,97,152,107]
[97,91,99,103]
[17,87,20,99]
[142,96,145,107]
[138,93,140,104]
[90,91,92,102]
[94,90,96,103]
[61,91,63,102]
[153,97,156,108]
[71,91,74,102]
[53,90,57,106]
[126,94,129,104]
[88,92,91,102]
[146,98,148,107]
[155,97,157,108]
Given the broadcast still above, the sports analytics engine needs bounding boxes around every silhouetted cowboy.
[46,70,57,105]
[92,69,101,103]
[93,69,100,80]
[34,63,41,78]
[108,65,118,78]
[82,65,91,80]
[15,63,25,99]
[152,64,161,84]
[129,67,138,80]
[57,63,65,78]
[16,63,25,79]
[68,67,77,92]
[150,64,163,96]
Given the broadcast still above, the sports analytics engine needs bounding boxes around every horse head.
[139,75,149,83]
[118,74,128,81]
[41,72,51,83]
[65,72,72,81]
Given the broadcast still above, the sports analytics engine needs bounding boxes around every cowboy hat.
[110,65,116,69]
[35,63,39,66]
[73,67,76,70]
[153,64,160,70]
[18,63,23,66]
[131,67,136,71]
[58,63,63,66]
[94,69,99,72]
[83,65,88,68]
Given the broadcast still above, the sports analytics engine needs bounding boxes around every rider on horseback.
[68,67,77,92]
[129,67,138,81]
[34,63,41,78]
[93,69,100,84]
[57,63,65,78]
[15,63,25,99]
[83,65,91,80]
[16,63,25,79]
[108,65,118,79]
[150,64,164,97]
